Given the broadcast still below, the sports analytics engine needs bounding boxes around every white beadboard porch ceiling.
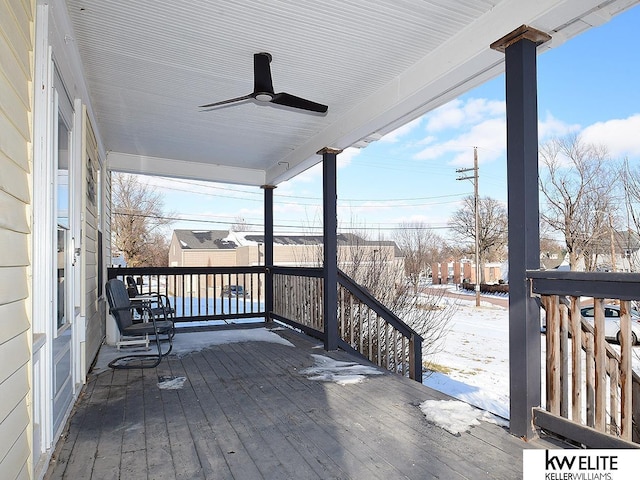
[66,0,637,186]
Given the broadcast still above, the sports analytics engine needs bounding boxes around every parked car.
[580,305,640,345]
[540,304,640,345]
[221,285,249,298]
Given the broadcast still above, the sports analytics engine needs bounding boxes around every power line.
[113,211,452,231]
[147,175,471,204]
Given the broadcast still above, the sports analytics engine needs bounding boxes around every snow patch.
[158,376,186,390]
[172,328,294,357]
[93,327,294,372]
[300,354,384,385]
[419,399,508,435]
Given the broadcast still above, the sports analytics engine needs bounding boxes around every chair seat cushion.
[122,320,174,336]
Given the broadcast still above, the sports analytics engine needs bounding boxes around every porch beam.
[320,147,342,351]
[262,185,276,321]
[491,25,550,440]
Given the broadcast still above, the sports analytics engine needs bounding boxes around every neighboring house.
[168,230,238,267]
[592,229,640,272]
[168,229,405,296]
[170,229,403,269]
[545,230,640,272]
[540,249,566,270]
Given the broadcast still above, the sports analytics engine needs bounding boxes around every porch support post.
[320,147,342,350]
[491,25,550,439]
[262,185,276,322]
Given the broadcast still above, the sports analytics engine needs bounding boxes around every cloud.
[425,98,505,133]
[413,117,506,167]
[538,112,580,140]
[581,114,640,159]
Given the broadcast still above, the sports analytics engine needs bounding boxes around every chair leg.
[108,329,172,369]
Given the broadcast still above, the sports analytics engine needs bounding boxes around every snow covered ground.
[422,289,640,424]
[423,296,515,419]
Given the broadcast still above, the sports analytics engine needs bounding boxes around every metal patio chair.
[106,278,174,369]
[125,275,176,328]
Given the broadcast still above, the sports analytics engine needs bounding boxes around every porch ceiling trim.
[107,152,266,186]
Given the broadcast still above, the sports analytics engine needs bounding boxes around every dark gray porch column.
[262,185,276,322]
[320,147,342,350]
[491,26,550,439]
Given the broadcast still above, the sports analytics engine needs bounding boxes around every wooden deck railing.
[108,266,422,380]
[108,266,266,323]
[528,270,640,446]
[272,266,423,380]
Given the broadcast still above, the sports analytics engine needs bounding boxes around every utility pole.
[456,147,481,307]
[608,213,616,272]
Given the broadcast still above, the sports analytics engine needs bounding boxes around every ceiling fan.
[200,52,328,113]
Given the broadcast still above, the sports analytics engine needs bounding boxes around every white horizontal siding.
[83,114,104,370]
[0,0,33,478]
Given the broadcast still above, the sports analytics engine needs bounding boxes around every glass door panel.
[52,74,73,435]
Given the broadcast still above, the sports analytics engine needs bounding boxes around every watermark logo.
[523,449,639,479]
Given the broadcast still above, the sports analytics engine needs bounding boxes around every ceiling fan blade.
[271,92,328,113]
[253,52,274,94]
[201,52,328,114]
[199,94,254,109]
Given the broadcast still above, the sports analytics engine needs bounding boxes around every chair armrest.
[110,305,138,313]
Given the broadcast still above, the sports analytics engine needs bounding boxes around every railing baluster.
[593,298,607,431]
[585,332,595,428]
[619,300,633,440]
[570,296,582,423]
[559,301,569,418]
[545,295,560,415]
[376,315,381,367]
[608,356,619,435]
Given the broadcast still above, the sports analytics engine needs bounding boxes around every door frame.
[32,1,84,465]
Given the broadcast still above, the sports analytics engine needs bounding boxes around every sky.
[143,5,640,240]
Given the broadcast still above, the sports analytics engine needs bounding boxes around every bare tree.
[448,196,508,282]
[622,158,640,233]
[393,222,444,293]
[539,135,617,271]
[620,159,640,272]
[112,173,174,266]
[337,230,454,371]
[231,216,251,232]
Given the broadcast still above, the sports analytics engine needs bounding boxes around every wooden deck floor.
[45,326,552,479]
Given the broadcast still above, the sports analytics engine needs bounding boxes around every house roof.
[61,0,639,187]
[172,230,238,250]
[173,230,402,256]
[615,229,640,251]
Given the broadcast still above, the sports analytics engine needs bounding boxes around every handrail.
[337,269,420,340]
[528,269,640,300]
[270,265,323,278]
[109,265,268,278]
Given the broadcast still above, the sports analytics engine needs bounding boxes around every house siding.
[0,1,34,478]
[82,109,104,372]
[184,250,237,267]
